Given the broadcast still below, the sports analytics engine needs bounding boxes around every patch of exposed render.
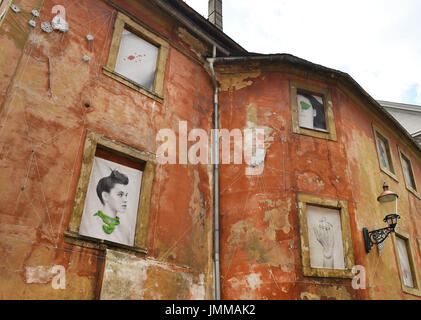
[226,219,294,269]
[25,266,56,284]
[245,272,263,290]
[187,274,206,300]
[219,72,261,92]
[319,285,352,300]
[262,197,292,237]
[300,292,321,300]
[227,272,262,299]
[297,172,325,192]
[100,250,205,300]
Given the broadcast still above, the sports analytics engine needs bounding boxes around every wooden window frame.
[64,130,156,254]
[0,0,12,27]
[392,230,421,297]
[103,12,169,104]
[372,124,398,181]
[297,194,355,278]
[418,238,421,256]
[290,81,337,141]
[398,147,420,199]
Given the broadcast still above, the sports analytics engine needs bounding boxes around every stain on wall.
[0,0,214,299]
[1,0,420,301]
[216,65,421,300]
[100,250,206,300]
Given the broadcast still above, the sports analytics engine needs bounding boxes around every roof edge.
[154,0,247,55]
[211,53,421,155]
[378,100,421,113]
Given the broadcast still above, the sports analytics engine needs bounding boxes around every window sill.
[102,66,163,104]
[299,126,329,133]
[406,186,421,199]
[294,126,337,141]
[401,285,421,297]
[302,266,355,279]
[379,166,399,182]
[63,230,147,255]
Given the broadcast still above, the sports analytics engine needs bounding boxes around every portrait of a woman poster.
[79,156,143,246]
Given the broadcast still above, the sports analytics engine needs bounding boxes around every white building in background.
[378,100,421,145]
[413,130,421,146]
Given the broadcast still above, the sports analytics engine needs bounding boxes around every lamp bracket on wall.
[363,214,400,253]
[363,226,392,253]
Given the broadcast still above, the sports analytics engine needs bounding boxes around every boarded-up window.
[297,92,327,131]
[396,236,414,288]
[115,29,159,91]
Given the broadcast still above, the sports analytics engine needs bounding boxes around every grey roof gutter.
[212,53,421,155]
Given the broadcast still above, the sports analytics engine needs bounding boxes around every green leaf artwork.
[300,101,311,110]
[94,210,120,234]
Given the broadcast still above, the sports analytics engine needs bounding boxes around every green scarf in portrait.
[94,210,120,234]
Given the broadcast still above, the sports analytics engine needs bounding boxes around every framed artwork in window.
[290,81,337,141]
[103,12,169,103]
[65,130,156,254]
[297,194,355,278]
[393,230,421,297]
[78,156,143,247]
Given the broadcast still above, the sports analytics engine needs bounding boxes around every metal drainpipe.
[207,46,220,300]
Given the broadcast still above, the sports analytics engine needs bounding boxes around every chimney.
[208,0,223,30]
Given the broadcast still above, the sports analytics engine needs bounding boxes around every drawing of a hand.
[313,217,335,268]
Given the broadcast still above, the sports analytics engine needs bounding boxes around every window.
[0,0,11,27]
[297,194,355,278]
[418,238,421,256]
[103,12,169,103]
[393,231,421,296]
[398,148,419,197]
[290,81,337,141]
[373,125,398,181]
[64,130,156,253]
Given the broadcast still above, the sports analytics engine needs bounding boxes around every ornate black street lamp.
[363,183,400,253]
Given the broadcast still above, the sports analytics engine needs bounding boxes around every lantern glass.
[380,198,397,216]
[377,183,398,216]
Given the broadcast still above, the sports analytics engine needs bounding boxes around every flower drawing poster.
[79,156,143,246]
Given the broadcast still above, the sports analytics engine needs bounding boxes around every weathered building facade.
[0,0,420,300]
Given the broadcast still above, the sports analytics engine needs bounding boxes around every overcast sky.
[184,0,421,106]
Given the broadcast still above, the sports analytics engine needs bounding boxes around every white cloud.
[184,0,421,105]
